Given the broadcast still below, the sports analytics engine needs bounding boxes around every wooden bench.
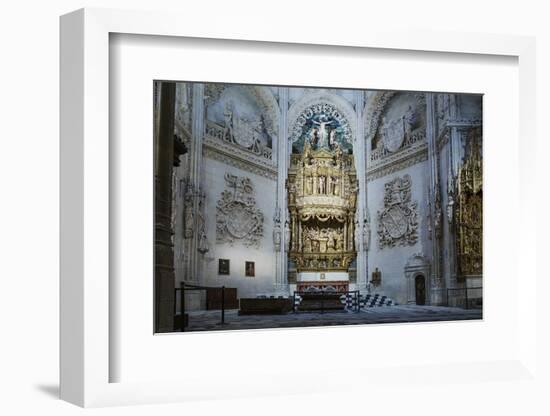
[239,298,293,315]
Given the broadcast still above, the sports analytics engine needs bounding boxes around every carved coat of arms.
[216,173,264,247]
[377,174,418,248]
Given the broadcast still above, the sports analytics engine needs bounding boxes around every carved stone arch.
[404,253,431,305]
[287,91,357,144]
[204,83,279,137]
[364,91,427,143]
[363,91,396,143]
[242,85,280,138]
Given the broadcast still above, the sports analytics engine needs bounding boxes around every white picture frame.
[60,7,538,408]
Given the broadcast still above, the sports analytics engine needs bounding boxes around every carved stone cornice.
[203,136,277,181]
[366,143,428,182]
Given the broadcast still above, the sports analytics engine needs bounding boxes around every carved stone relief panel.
[377,174,419,248]
[368,92,427,167]
[216,173,264,248]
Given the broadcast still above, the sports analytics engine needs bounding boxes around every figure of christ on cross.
[311,116,335,149]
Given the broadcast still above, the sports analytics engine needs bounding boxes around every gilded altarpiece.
[287,142,358,272]
[456,128,483,278]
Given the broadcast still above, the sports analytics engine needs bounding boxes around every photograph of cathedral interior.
[154,81,483,333]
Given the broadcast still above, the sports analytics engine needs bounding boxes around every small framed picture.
[245,261,255,277]
[218,259,230,275]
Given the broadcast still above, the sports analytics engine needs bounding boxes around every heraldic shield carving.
[377,174,419,248]
[216,172,264,247]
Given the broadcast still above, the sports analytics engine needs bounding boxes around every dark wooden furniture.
[297,292,345,312]
[206,287,239,310]
[239,298,293,315]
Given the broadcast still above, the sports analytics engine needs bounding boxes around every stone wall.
[201,157,278,298]
[367,160,430,304]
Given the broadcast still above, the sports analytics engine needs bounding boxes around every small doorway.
[415,275,426,305]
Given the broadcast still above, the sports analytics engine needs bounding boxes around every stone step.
[293,292,397,311]
[360,293,397,308]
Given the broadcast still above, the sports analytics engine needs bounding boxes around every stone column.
[275,87,289,294]
[426,93,443,304]
[155,82,176,332]
[183,84,206,306]
[447,94,461,288]
[354,90,368,291]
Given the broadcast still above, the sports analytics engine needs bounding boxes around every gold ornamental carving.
[456,127,483,278]
[287,142,358,272]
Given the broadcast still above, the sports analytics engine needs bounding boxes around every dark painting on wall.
[245,261,255,277]
[218,259,230,275]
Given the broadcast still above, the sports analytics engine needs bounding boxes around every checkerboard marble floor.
[182,305,482,332]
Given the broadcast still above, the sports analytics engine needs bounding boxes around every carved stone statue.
[333,177,340,196]
[447,192,455,225]
[184,186,194,238]
[289,184,296,204]
[326,176,332,195]
[362,217,370,251]
[329,129,337,149]
[403,105,417,138]
[197,197,210,254]
[434,191,442,239]
[318,176,325,194]
[197,223,209,254]
[309,127,319,148]
[273,214,282,252]
[223,101,234,140]
[306,176,313,194]
[284,219,291,252]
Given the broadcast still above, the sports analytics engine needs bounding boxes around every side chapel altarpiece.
[287,142,358,273]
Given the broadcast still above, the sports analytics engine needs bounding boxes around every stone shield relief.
[377,174,419,248]
[216,173,264,247]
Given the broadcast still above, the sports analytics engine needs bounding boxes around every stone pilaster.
[154,82,176,332]
[275,87,289,294]
[426,93,444,304]
[184,83,206,288]
[447,94,461,288]
[354,90,368,291]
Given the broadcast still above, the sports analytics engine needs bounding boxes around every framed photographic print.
[218,259,230,275]
[60,6,539,409]
[155,79,484,332]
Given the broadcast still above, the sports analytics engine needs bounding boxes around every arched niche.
[287,91,357,153]
[205,83,280,138]
[404,253,431,305]
[364,91,396,143]
[364,91,426,151]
